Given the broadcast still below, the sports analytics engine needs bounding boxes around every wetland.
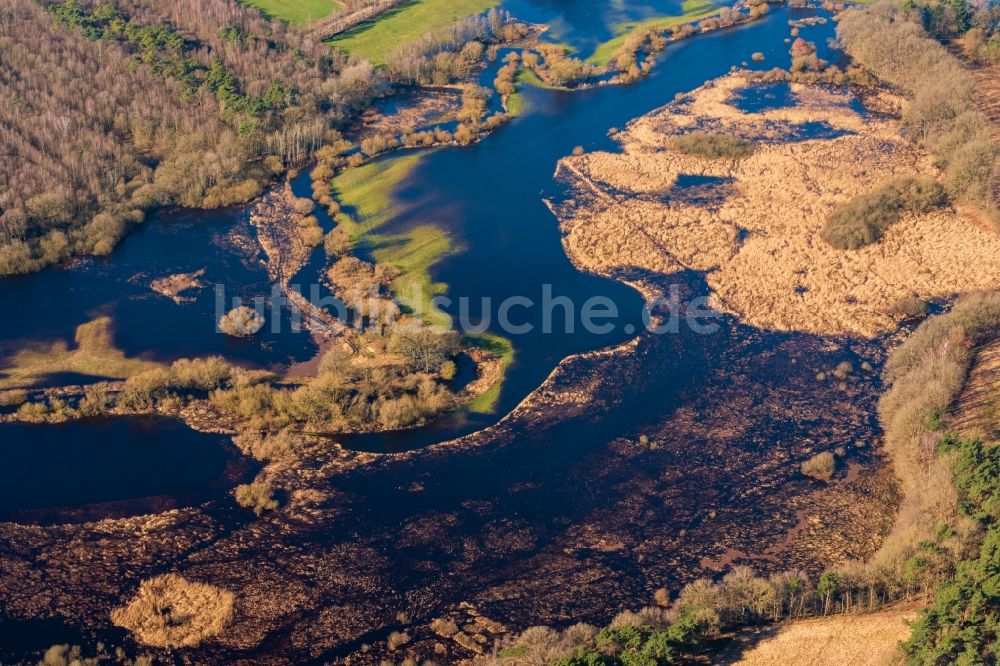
[0,2,977,663]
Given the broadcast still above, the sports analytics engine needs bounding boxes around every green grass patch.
[371,225,455,329]
[241,0,340,25]
[587,0,721,66]
[331,153,423,236]
[505,90,526,116]
[330,153,456,327]
[503,67,539,116]
[517,66,561,91]
[326,0,500,65]
[464,333,513,414]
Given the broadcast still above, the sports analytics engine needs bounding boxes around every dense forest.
[0,0,386,275]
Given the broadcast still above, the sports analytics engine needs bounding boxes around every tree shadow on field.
[328,0,419,42]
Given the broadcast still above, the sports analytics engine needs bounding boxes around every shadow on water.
[0,8,841,512]
[306,271,882,665]
[671,174,737,206]
[340,6,838,453]
[0,416,257,524]
[728,81,798,112]
[0,7,869,662]
[501,0,706,58]
[0,617,126,665]
[0,206,318,371]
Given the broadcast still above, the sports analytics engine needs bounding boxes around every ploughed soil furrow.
[968,63,1000,203]
[970,64,1000,138]
[948,337,1000,440]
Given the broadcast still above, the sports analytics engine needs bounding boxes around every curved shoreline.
[550,73,1000,338]
[0,9,908,664]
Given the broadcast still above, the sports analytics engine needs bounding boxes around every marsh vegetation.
[839,4,1000,223]
[5,0,1000,662]
[668,132,758,159]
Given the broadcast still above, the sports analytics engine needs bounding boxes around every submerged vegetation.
[490,290,1000,665]
[326,153,458,327]
[465,333,514,414]
[588,0,720,66]
[5,0,1000,662]
[0,317,158,390]
[484,3,1000,662]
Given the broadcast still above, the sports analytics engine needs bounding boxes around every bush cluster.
[820,176,948,250]
[668,132,757,159]
[234,482,279,516]
[13,356,240,423]
[522,45,601,87]
[218,306,265,338]
[210,323,458,434]
[801,451,836,481]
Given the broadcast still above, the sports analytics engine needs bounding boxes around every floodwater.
[0,416,256,524]
[0,6,871,663]
[343,5,839,451]
[0,205,319,369]
[0,4,838,525]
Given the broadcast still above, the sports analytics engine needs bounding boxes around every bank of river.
[0,7,889,664]
[343,5,840,451]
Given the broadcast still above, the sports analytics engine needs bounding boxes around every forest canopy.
[0,0,387,275]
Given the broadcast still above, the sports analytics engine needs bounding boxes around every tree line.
[0,0,387,275]
[385,10,529,86]
[838,2,1000,224]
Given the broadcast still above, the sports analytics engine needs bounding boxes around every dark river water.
[0,417,256,524]
[0,6,837,511]
[0,6,872,664]
[343,6,838,451]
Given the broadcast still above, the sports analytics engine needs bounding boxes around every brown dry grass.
[970,62,1000,141]
[150,268,205,304]
[553,75,1000,337]
[728,608,915,666]
[110,574,235,648]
